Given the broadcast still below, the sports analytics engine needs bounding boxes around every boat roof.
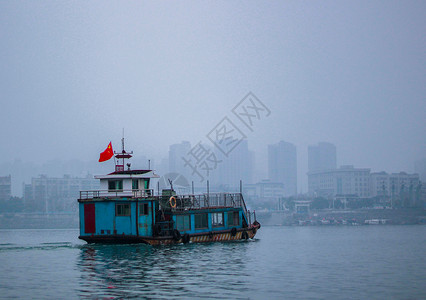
[109,169,151,175]
[95,170,160,179]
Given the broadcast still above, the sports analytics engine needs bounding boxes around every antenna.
[122,128,125,153]
[114,128,133,172]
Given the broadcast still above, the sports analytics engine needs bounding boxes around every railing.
[164,193,246,211]
[166,193,255,225]
[246,210,257,225]
[79,189,154,200]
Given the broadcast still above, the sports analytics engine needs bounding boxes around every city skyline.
[1,138,424,197]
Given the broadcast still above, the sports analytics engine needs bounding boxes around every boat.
[78,140,260,245]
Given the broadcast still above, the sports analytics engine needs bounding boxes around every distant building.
[0,175,11,201]
[370,171,421,205]
[421,183,426,209]
[158,158,169,176]
[370,172,390,197]
[244,180,285,200]
[308,165,370,198]
[388,172,420,199]
[24,174,99,212]
[308,142,336,172]
[212,140,254,187]
[169,141,192,179]
[308,166,421,203]
[23,183,32,206]
[268,141,297,196]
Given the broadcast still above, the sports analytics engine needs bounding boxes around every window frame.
[144,179,150,190]
[194,213,208,229]
[132,179,139,190]
[139,203,149,216]
[176,215,191,231]
[227,211,239,226]
[116,203,131,216]
[211,212,224,227]
[108,180,123,191]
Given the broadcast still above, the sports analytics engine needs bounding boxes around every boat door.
[84,203,96,234]
[138,201,152,236]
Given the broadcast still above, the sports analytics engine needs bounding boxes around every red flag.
[99,142,114,162]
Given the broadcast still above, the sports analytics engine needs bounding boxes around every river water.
[0,225,425,299]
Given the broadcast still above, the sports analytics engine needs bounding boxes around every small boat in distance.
[78,139,260,245]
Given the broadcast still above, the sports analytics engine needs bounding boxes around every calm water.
[0,226,425,299]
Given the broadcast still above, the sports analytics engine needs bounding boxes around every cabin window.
[116,204,130,216]
[194,213,208,229]
[132,179,139,190]
[108,180,123,191]
[139,203,149,215]
[227,211,239,226]
[212,212,224,227]
[176,215,191,231]
[144,179,150,190]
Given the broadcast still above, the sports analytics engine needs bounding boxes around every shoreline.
[256,208,426,226]
[1,208,426,229]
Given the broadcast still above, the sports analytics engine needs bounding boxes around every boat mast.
[114,132,133,172]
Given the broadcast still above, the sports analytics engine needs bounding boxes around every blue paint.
[79,200,246,238]
[138,201,153,236]
[94,201,115,235]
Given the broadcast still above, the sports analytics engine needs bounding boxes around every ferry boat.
[78,140,260,245]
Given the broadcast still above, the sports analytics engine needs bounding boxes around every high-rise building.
[0,175,11,201]
[268,141,297,196]
[212,140,254,187]
[168,141,191,178]
[308,142,337,172]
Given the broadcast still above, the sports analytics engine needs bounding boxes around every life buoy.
[169,196,177,208]
[231,227,237,237]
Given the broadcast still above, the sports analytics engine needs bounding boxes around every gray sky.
[1,1,425,192]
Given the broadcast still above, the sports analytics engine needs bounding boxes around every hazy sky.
[1,1,425,192]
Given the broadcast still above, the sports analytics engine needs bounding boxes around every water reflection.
[77,241,253,299]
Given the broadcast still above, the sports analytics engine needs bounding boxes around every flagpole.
[112,141,116,171]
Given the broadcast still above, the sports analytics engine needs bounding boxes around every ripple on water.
[1,227,426,299]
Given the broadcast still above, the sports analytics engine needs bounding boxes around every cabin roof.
[94,170,160,179]
[108,169,151,175]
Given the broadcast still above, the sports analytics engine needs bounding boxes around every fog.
[1,1,425,195]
